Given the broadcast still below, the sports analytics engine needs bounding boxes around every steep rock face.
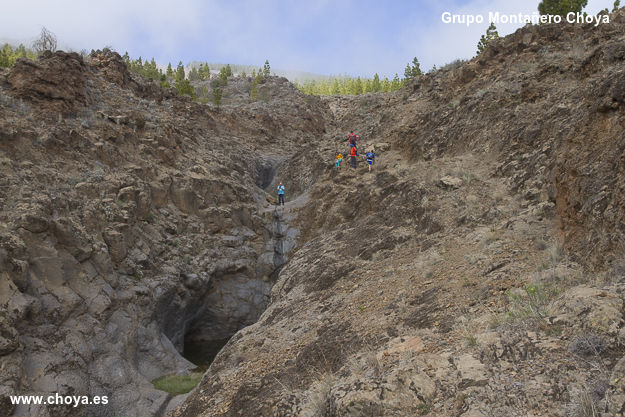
[0,51,326,416]
[88,49,170,102]
[173,10,625,417]
[7,51,89,114]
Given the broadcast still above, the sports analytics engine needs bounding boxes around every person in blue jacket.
[277,182,285,206]
[365,150,375,171]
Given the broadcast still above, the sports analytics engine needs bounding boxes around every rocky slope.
[3,9,625,417]
[172,10,625,417]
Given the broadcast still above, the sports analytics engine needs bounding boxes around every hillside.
[1,9,625,417]
[173,11,625,417]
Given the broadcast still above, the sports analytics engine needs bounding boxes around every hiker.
[277,182,285,206]
[365,150,375,171]
[350,146,358,168]
[348,131,358,148]
[335,152,343,168]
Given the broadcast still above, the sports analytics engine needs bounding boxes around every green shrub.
[153,372,203,396]
[506,282,560,320]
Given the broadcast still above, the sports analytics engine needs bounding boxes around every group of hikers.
[276,131,375,206]
[335,131,376,171]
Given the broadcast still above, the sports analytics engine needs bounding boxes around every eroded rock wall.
[0,50,326,416]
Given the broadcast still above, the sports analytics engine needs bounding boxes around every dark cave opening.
[256,161,278,190]
[182,336,231,371]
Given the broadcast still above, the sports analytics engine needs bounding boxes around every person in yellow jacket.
[335,152,343,168]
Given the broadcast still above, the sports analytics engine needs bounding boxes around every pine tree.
[166,63,174,78]
[538,0,588,16]
[175,61,185,82]
[381,77,391,92]
[404,57,422,80]
[251,69,256,78]
[213,87,223,105]
[219,66,229,84]
[144,58,159,80]
[0,44,11,68]
[263,60,270,77]
[174,78,196,98]
[354,77,363,95]
[241,70,247,78]
[198,63,211,80]
[371,73,381,92]
[477,23,499,54]
[391,73,401,90]
[188,66,199,81]
[249,81,258,101]
[198,86,209,103]
[225,64,233,77]
[614,0,621,12]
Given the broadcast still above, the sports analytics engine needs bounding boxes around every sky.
[0,0,617,78]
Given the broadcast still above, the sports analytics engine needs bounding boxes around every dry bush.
[300,373,334,417]
[32,27,57,55]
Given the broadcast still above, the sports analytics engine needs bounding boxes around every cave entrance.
[180,275,271,371]
[182,336,231,371]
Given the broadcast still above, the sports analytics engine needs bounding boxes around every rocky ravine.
[0,50,325,416]
[3,10,625,417]
[173,10,625,417]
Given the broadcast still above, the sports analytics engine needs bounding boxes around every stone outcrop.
[7,51,89,114]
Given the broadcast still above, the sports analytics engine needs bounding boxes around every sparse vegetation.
[460,172,479,184]
[263,60,271,77]
[477,23,499,54]
[32,27,57,55]
[175,78,196,99]
[439,59,467,72]
[249,81,259,101]
[347,349,383,379]
[404,57,422,80]
[567,388,600,417]
[569,334,607,357]
[506,282,561,321]
[416,401,433,415]
[538,0,588,16]
[122,53,165,84]
[212,87,223,106]
[300,373,334,417]
[153,372,203,395]
[0,43,37,68]
[294,73,403,96]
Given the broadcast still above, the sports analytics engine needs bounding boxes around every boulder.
[439,176,463,190]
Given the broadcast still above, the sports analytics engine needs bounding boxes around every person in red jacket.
[348,131,358,148]
[350,145,359,168]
